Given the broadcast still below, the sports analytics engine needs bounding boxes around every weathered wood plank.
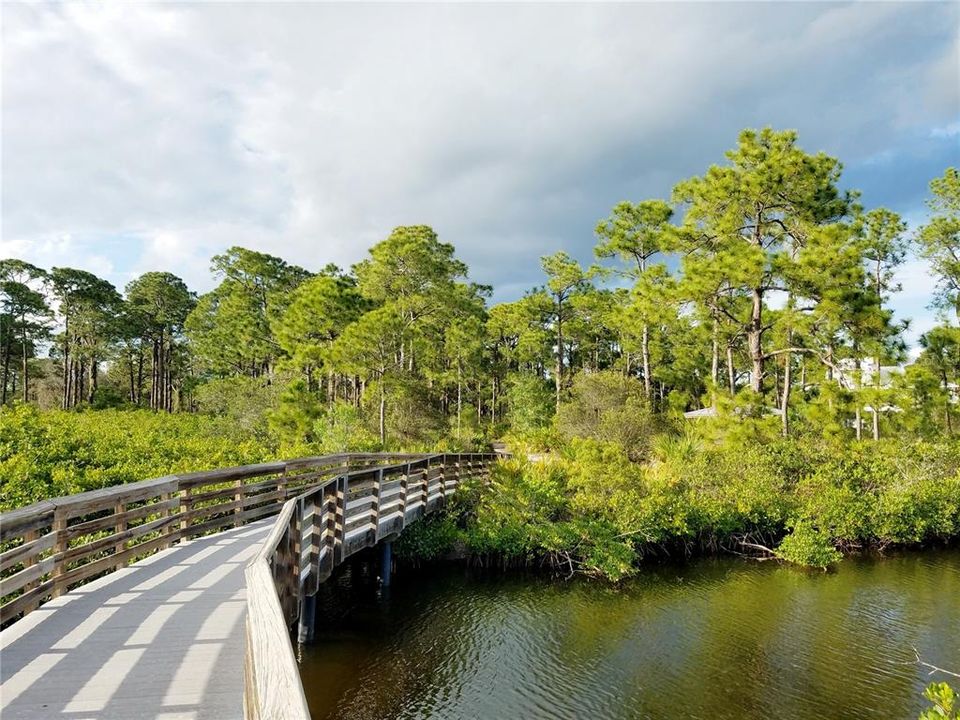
[57,513,180,566]
[176,462,288,489]
[53,477,178,520]
[0,502,55,542]
[0,555,55,597]
[244,561,310,720]
[0,578,55,624]
[62,497,180,539]
[0,531,57,574]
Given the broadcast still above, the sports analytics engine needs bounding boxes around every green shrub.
[312,402,379,454]
[0,405,269,509]
[395,515,461,562]
[555,371,657,460]
[920,682,958,720]
[775,522,841,569]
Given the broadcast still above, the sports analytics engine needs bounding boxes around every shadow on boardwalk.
[0,520,272,720]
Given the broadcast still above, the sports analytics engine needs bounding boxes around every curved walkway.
[0,520,271,720]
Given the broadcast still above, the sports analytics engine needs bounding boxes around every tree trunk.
[555,304,563,412]
[21,314,29,403]
[456,361,462,440]
[164,341,172,412]
[780,351,791,437]
[710,328,719,390]
[87,358,97,405]
[151,337,158,410]
[641,323,651,400]
[378,374,386,446]
[727,345,735,393]
[128,352,136,403]
[72,359,83,408]
[1,327,11,405]
[62,342,71,410]
[873,354,881,441]
[855,406,862,441]
[748,288,763,394]
[136,350,144,405]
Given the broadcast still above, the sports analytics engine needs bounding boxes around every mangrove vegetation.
[2,129,959,576]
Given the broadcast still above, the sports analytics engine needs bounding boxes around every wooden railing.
[0,453,432,626]
[244,452,501,720]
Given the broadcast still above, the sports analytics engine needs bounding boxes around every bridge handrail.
[0,452,432,625]
[243,452,502,720]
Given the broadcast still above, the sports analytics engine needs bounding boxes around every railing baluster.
[20,529,40,614]
[50,509,68,599]
[180,486,193,536]
[160,491,174,549]
[400,463,410,529]
[373,467,384,543]
[333,475,346,565]
[113,500,127,572]
[234,477,244,528]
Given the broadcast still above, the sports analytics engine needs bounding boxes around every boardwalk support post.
[379,540,392,587]
[298,592,316,643]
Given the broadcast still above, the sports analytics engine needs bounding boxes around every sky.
[2,1,958,352]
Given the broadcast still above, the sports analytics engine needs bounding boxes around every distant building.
[835,358,905,390]
[683,405,782,420]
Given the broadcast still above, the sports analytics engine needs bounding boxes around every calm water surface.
[299,549,960,720]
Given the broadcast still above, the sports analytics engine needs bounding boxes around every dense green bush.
[0,405,270,509]
[194,375,283,441]
[920,682,958,720]
[555,371,659,460]
[402,434,960,580]
[774,522,842,569]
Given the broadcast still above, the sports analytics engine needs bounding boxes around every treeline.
[1,128,958,447]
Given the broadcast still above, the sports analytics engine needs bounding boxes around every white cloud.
[2,0,958,344]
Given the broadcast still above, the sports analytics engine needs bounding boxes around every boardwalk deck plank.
[0,520,272,720]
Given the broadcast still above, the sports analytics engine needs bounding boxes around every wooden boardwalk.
[0,452,502,719]
[0,520,271,720]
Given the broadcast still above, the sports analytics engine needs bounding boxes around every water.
[299,550,960,720]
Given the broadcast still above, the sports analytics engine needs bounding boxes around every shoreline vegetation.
[395,431,960,577]
[1,130,959,571]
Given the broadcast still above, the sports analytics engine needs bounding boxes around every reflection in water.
[300,549,960,720]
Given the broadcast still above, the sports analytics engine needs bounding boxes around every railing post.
[438,456,446,507]
[113,500,127,571]
[400,463,410,529]
[333,475,347,565]
[51,508,68,599]
[373,467,384,543]
[322,482,336,581]
[160,491,175,549]
[21,529,40,613]
[234,477,244,528]
[421,460,430,513]
[180,486,193,537]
